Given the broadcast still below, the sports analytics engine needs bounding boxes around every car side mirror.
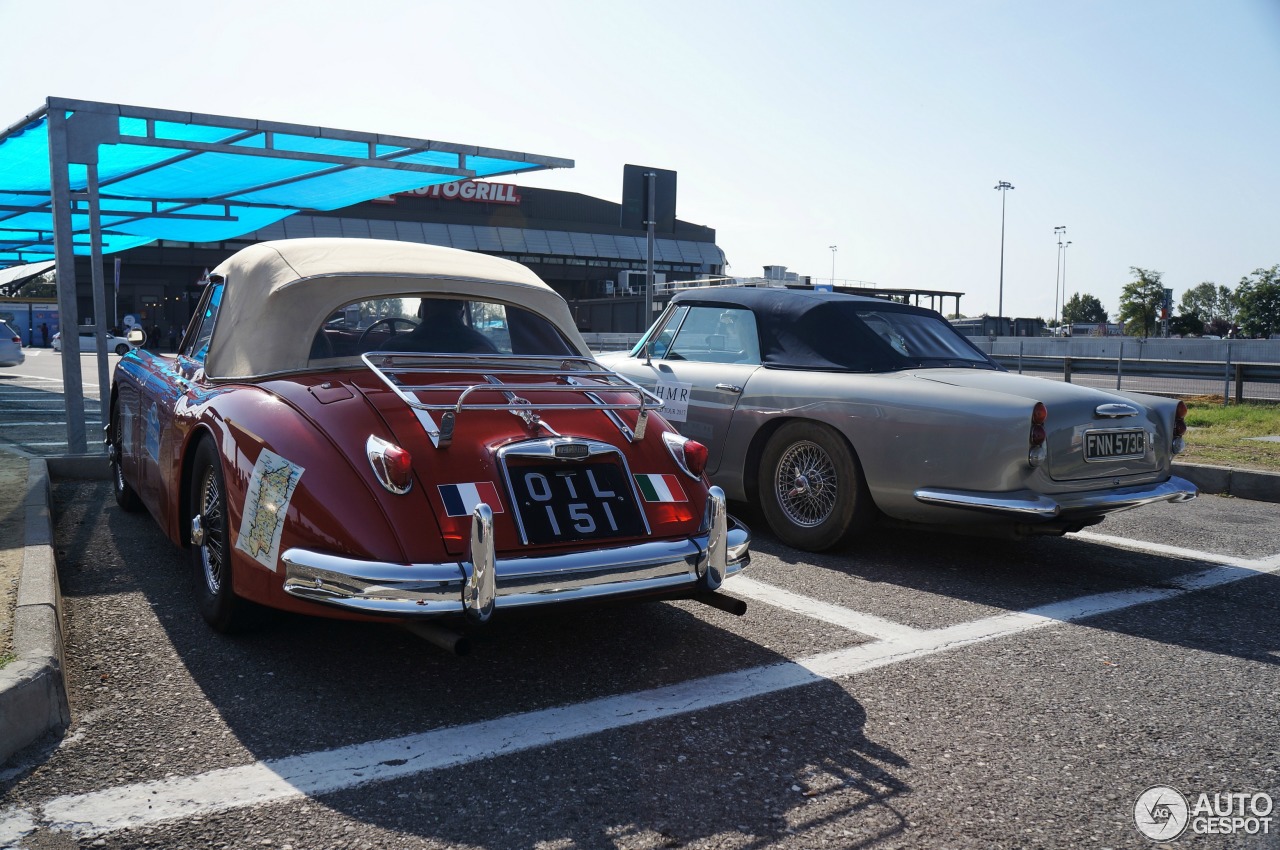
[127,328,146,346]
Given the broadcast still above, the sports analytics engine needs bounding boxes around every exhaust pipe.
[402,621,472,656]
[692,592,747,617]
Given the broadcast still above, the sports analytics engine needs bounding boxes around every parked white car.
[51,327,133,356]
[0,321,24,366]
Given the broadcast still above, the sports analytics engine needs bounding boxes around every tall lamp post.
[994,181,1014,320]
[1053,225,1067,330]
[1060,240,1072,328]
[829,244,837,286]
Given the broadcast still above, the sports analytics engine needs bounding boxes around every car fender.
[175,386,437,616]
[726,369,1039,520]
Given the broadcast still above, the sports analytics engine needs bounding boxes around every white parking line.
[3,542,1277,842]
[727,575,922,640]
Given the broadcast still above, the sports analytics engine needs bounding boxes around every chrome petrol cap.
[1095,403,1138,418]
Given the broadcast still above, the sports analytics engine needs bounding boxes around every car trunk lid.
[906,369,1165,481]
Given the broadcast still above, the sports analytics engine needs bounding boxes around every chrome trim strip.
[1095,403,1139,418]
[280,494,750,618]
[913,489,1062,517]
[700,486,727,590]
[464,503,495,622]
[913,475,1198,520]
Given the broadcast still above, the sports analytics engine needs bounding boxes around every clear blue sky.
[3,0,1277,321]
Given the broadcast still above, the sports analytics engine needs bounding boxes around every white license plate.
[1084,429,1146,461]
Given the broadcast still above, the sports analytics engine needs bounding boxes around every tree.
[1236,264,1280,338]
[1169,311,1204,337]
[1118,267,1166,338]
[1178,281,1237,329]
[1061,292,1107,324]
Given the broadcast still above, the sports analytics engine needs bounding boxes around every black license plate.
[508,462,646,544]
[1084,429,1146,461]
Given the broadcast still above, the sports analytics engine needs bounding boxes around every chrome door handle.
[715,383,743,394]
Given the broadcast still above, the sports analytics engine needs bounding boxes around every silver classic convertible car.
[599,287,1197,551]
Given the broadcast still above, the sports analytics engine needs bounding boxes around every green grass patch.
[0,650,14,670]
[1178,397,1280,472]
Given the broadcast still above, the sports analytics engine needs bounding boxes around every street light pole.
[994,181,1014,320]
[1060,240,1072,329]
[1053,225,1067,330]
[829,245,837,286]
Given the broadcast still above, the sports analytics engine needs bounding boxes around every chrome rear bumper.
[913,475,1198,520]
[282,487,750,621]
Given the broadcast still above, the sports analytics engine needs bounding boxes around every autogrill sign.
[373,180,522,205]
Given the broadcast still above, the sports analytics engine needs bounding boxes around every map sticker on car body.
[236,448,305,571]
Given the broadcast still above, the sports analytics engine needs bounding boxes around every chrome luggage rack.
[361,352,663,448]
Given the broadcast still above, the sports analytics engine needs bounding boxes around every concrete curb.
[0,459,70,765]
[0,454,107,766]
[1173,462,1280,504]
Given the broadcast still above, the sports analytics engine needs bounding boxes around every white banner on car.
[653,380,692,422]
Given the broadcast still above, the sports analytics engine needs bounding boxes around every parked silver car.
[0,320,24,366]
[599,287,1197,551]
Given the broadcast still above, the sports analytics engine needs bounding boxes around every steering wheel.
[359,317,418,344]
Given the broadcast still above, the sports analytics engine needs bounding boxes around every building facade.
[65,176,726,341]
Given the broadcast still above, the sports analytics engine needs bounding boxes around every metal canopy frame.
[0,97,573,452]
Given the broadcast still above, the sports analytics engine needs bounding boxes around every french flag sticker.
[438,482,504,517]
[633,473,688,503]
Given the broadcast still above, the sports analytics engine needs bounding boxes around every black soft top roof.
[667,286,987,371]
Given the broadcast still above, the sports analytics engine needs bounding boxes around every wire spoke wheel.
[759,421,871,552]
[189,438,251,632]
[774,440,838,527]
[196,466,226,595]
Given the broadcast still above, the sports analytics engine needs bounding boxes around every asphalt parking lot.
[1,477,1277,849]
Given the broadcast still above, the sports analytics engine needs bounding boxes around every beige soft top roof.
[204,238,588,379]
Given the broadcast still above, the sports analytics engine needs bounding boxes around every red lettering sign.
[370,181,522,205]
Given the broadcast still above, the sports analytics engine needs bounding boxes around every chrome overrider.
[913,475,1198,518]
[281,487,749,621]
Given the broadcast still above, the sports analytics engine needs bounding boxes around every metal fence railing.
[977,338,1280,403]
[581,334,1280,403]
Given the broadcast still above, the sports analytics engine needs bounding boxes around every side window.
[667,307,760,364]
[631,305,688,359]
[183,284,223,363]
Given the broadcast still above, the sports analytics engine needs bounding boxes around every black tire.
[109,400,143,513]
[115,343,130,356]
[189,439,250,632]
[758,420,872,552]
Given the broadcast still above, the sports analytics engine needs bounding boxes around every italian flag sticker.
[438,482,504,517]
[634,473,688,503]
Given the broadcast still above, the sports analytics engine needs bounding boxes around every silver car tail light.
[1172,401,1187,455]
[1028,402,1048,468]
[367,435,414,494]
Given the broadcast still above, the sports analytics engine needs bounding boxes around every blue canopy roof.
[0,98,573,268]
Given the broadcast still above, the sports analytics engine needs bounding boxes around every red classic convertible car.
[109,238,750,638]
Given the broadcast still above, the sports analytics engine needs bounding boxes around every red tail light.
[366,435,414,494]
[1174,401,1188,437]
[683,440,709,477]
[662,432,708,479]
[8,335,18,344]
[1029,403,1048,447]
[1028,403,1048,468]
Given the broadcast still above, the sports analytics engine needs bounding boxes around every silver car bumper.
[281,487,750,622]
[913,475,1198,520]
